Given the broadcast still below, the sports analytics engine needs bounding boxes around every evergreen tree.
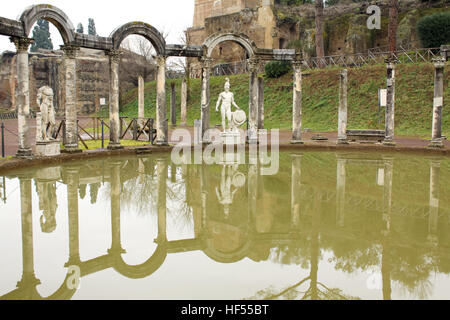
[76,23,84,34]
[30,19,53,52]
[88,18,97,36]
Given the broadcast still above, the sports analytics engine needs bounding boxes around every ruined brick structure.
[187,0,449,73]
[0,48,155,114]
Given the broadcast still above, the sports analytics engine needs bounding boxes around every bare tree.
[315,0,325,68]
[388,0,399,58]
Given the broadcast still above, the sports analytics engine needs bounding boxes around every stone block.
[35,140,61,157]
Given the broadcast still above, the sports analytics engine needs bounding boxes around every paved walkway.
[1,119,449,157]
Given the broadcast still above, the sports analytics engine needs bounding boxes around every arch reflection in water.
[0,152,450,300]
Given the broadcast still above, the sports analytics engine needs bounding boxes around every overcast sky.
[0,0,195,52]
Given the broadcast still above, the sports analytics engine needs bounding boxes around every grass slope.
[114,62,449,137]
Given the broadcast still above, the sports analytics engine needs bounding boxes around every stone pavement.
[1,120,449,157]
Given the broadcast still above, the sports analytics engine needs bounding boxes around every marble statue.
[36,86,56,141]
[216,78,244,132]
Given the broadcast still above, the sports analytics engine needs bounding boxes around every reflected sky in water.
[0,152,450,300]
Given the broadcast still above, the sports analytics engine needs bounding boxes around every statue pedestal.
[221,131,243,146]
[36,140,61,157]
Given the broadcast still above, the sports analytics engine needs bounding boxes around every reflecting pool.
[0,151,450,300]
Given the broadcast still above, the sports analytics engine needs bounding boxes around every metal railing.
[190,47,442,76]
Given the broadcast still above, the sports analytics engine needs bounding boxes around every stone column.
[338,69,349,145]
[429,58,445,148]
[291,154,302,229]
[291,61,304,144]
[156,159,168,242]
[336,157,346,227]
[11,37,34,158]
[248,58,259,143]
[106,50,123,150]
[200,58,212,144]
[109,160,126,254]
[428,160,440,246]
[65,167,81,266]
[181,78,187,126]
[17,176,41,289]
[61,46,82,153]
[258,77,265,130]
[156,56,168,146]
[383,60,397,146]
[171,82,177,126]
[138,75,145,127]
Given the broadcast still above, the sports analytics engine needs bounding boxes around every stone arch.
[110,22,166,54]
[19,4,75,44]
[203,32,257,59]
[203,238,251,264]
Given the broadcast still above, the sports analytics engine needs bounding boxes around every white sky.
[0,0,195,52]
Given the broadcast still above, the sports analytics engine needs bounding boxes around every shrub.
[417,12,450,48]
[265,61,292,78]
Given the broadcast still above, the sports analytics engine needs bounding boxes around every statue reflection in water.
[216,157,246,219]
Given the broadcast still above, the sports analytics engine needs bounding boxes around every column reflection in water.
[336,156,346,228]
[157,159,168,243]
[109,160,125,255]
[381,157,394,300]
[428,160,441,246]
[291,155,302,229]
[65,166,82,266]
[17,175,41,295]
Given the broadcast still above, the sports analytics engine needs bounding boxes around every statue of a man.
[216,78,241,132]
[37,86,56,141]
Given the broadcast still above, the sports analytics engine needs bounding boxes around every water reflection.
[0,152,449,300]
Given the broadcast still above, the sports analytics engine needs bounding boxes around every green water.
[0,151,450,300]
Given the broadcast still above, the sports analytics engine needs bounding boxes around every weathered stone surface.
[200,57,212,143]
[36,140,61,157]
[106,50,123,150]
[155,56,168,146]
[429,57,445,148]
[383,60,396,146]
[12,37,33,157]
[181,78,187,126]
[62,46,80,152]
[338,69,348,145]
[291,61,303,144]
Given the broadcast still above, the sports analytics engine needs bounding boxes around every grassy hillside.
[114,62,449,137]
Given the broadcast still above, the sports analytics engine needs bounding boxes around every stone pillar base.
[156,141,169,147]
[337,139,349,145]
[107,143,124,151]
[61,146,82,154]
[15,148,33,158]
[382,139,397,147]
[36,140,61,157]
[221,131,243,146]
[429,139,444,149]
[290,140,305,145]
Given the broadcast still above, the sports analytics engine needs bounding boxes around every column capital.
[106,49,123,63]
[340,68,348,76]
[384,57,398,67]
[292,60,303,70]
[200,57,213,68]
[155,55,167,67]
[247,58,260,72]
[433,57,446,69]
[61,45,81,59]
[10,37,34,53]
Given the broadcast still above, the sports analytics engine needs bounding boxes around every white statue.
[216,78,242,132]
[36,86,56,141]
